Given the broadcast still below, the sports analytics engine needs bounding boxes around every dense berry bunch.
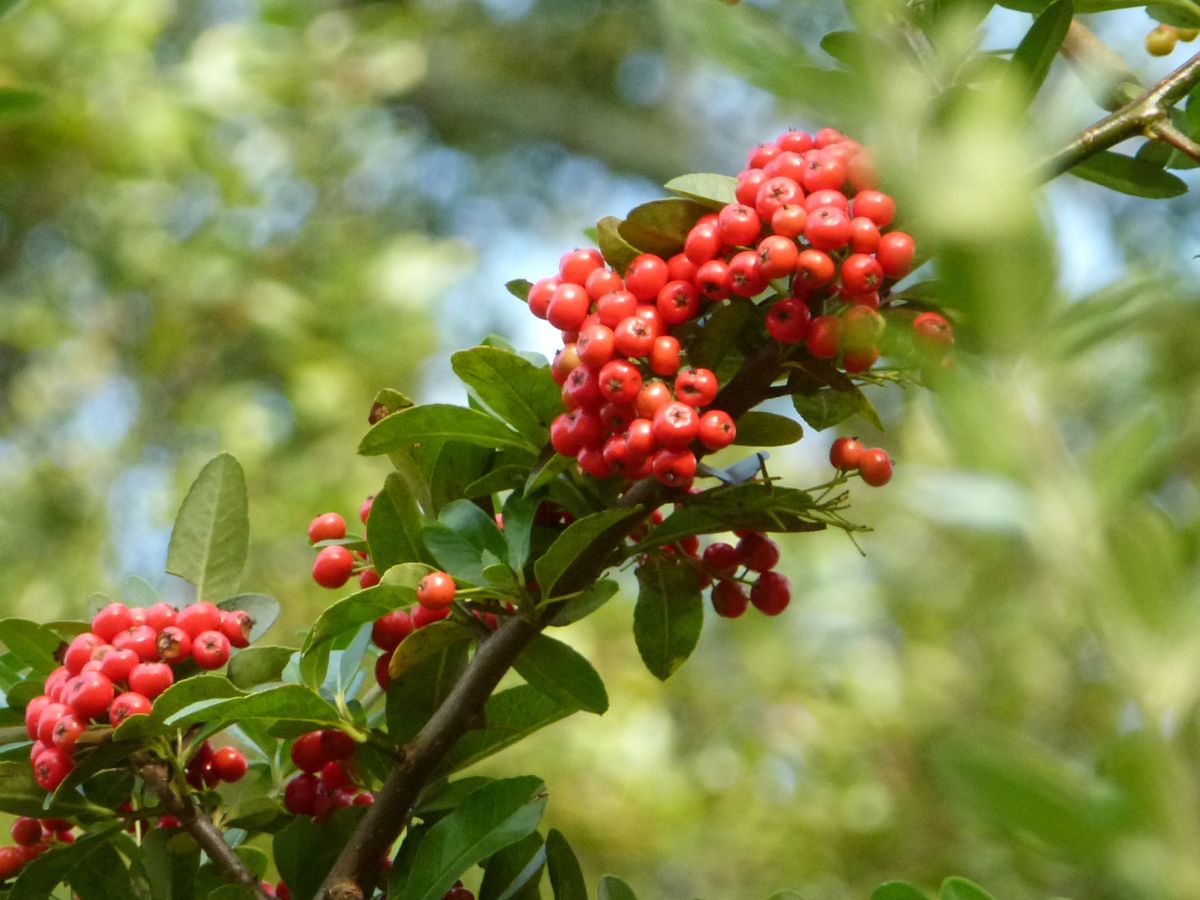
[281,727,374,820]
[829,436,894,487]
[528,127,950,489]
[309,504,382,590]
[0,817,75,880]
[23,600,252,792]
[696,531,792,618]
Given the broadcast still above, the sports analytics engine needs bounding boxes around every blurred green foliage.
[1,0,1198,897]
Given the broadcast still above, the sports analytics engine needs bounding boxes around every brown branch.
[1037,44,1200,181]
[317,338,798,900]
[135,754,271,899]
[1059,19,1141,111]
[1147,119,1200,162]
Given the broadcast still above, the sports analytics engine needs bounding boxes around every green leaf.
[227,645,295,689]
[514,634,607,715]
[11,824,128,900]
[597,875,639,900]
[422,524,488,585]
[165,683,343,730]
[1147,2,1200,26]
[635,484,824,551]
[452,346,562,444]
[438,685,576,775]
[387,645,469,744]
[791,386,883,431]
[545,830,588,900]
[1069,151,1188,198]
[732,411,803,447]
[275,806,369,900]
[368,472,430,572]
[120,574,161,608]
[166,453,249,603]
[389,620,475,679]
[133,826,200,900]
[616,199,711,258]
[596,215,641,274]
[0,762,95,818]
[549,579,619,628]
[633,556,703,681]
[0,619,63,676]
[302,564,427,654]
[429,442,499,514]
[662,173,738,209]
[534,508,644,599]
[1010,0,1072,103]
[871,883,930,900]
[501,491,540,573]
[442,499,509,564]
[940,878,996,900]
[820,30,866,66]
[217,593,278,644]
[506,279,533,303]
[479,831,545,900]
[112,674,243,742]
[360,404,535,456]
[398,776,547,900]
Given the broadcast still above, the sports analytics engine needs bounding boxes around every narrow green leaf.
[166,453,249,603]
[1069,151,1188,198]
[368,473,429,572]
[227,645,295,689]
[633,556,703,681]
[545,830,588,900]
[479,831,545,900]
[134,826,200,900]
[820,30,866,66]
[275,807,369,900]
[387,646,469,744]
[0,761,95,818]
[165,683,342,730]
[302,564,427,655]
[399,776,547,900]
[501,491,540,572]
[112,675,242,742]
[596,215,640,273]
[662,173,738,209]
[732,411,804,447]
[10,824,128,900]
[360,404,535,457]
[597,875,639,900]
[0,619,63,676]
[1010,0,1072,103]
[441,500,509,565]
[534,508,643,599]
[616,199,711,258]
[438,685,576,775]
[871,884,929,900]
[636,484,824,551]
[514,634,608,715]
[791,385,883,431]
[452,346,562,444]
[506,279,533,303]
[389,621,475,679]
[940,878,997,900]
[549,579,619,628]
[68,840,134,900]
[421,524,487,585]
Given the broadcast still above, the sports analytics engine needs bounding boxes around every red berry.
[635,381,673,419]
[109,692,152,726]
[702,542,740,577]
[192,631,232,670]
[584,266,623,301]
[51,713,86,752]
[546,282,590,331]
[765,297,811,344]
[416,571,456,610]
[0,845,24,880]
[876,231,915,279]
[717,203,762,247]
[851,190,895,227]
[912,311,954,351]
[727,249,768,298]
[848,217,881,253]
[750,571,791,615]
[358,569,381,589]
[756,234,798,280]
[558,247,604,285]
[371,610,414,652]
[698,410,736,450]
[652,402,700,450]
[674,368,719,408]
[156,627,192,665]
[735,168,768,206]
[112,625,160,662]
[374,652,392,691]
[321,728,356,761]
[778,130,814,153]
[176,601,223,639]
[576,324,615,369]
[611,316,656,360]
[359,496,374,525]
[24,695,50,741]
[129,662,173,700]
[624,254,669,302]
[595,289,638,328]
[804,205,852,251]
[597,359,643,405]
[312,546,354,589]
[527,276,559,319]
[90,604,134,643]
[291,731,328,774]
[684,221,723,266]
[307,513,347,544]
[37,703,70,745]
[283,772,320,815]
[858,448,894,486]
[736,532,780,572]
[656,280,701,325]
[710,580,749,618]
[840,253,884,294]
[651,447,697,488]
[770,203,808,239]
[764,150,808,183]
[649,335,682,377]
[64,633,104,676]
[829,437,864,470]
[10,817,41,847]
[220,609,255,649]
[213,746,248,783]
[802,153,847,192]
[795,248,835,288]
[755,176,803,221]
[64,672,115,720]
[694,258,732,301]
[33,747,73,791]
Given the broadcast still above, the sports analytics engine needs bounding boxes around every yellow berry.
[1145,24,1178,56]
[1176,26,1199,41]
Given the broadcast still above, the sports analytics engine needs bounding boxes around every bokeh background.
[1,0,1199,896]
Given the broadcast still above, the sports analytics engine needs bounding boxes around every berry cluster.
[371,569,460,690]
[0,818,74,880]
[830,437,893,487]
[281,727,374,821]
[697,531,792,618]
[527,128,947,488]
[1146,22,1199,55]
[309,500,378,590]
[23,600,251,791]
[183,738,249,789]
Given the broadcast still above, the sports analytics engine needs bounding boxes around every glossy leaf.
[166,453,248,603]
[501,490,540,572]
[1069,151,1188,198]
[479,831,545,900]
[871,883,929,900]
[397,776,547,900]
[634,484,824,551]
[792,385,883,431]
[274,806,369,900]
[534,508,643,599]
[368,472,430,573]
[732,411,803,447]
[11,824,128,900]
[662,173,738,209]
[549,578,619,627]
[430,442,499,514]
[227,645,295,689]
[452,345,562,444]
[596,215,641,273]
[633,555,703,681]
[360,404,535,456]
[390,620,475,679]
[134,826,200,900]
[164,683,343,730]
[597,875,639,900]
[112,674,243,742]
[616,198,711,259]
[302,564,427,654]
[0,761,96,818]
[514,634,608,715]
[439,498,509,568]
[545,829,588,900]
[0,618,63,675]
[940,878,997,900]
[506,279,533,303]
[387,645,469,744]
[1010,0,1072,103]
[438,685,577,775]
